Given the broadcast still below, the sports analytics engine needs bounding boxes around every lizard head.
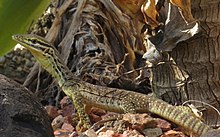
[12,34,61,75]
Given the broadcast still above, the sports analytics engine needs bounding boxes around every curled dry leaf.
[170,0,195,23]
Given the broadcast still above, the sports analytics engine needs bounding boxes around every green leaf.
[0,0,50,56]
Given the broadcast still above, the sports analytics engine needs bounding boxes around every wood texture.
[151,0,220,126]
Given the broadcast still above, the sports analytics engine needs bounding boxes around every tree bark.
[151,0,220,126]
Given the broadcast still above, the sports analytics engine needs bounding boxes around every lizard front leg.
[71,92,91,131]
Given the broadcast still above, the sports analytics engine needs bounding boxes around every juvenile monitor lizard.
[12,34,211,135]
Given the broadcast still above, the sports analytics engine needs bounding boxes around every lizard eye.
[32,39,37,44]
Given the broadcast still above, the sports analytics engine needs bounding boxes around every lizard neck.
[38,50,78,89]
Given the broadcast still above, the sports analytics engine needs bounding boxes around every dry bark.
[24,0,150,105]
[56,0,150,92]
[146,0,220,126]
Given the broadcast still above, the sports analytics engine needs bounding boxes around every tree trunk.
[151,0,220,126]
